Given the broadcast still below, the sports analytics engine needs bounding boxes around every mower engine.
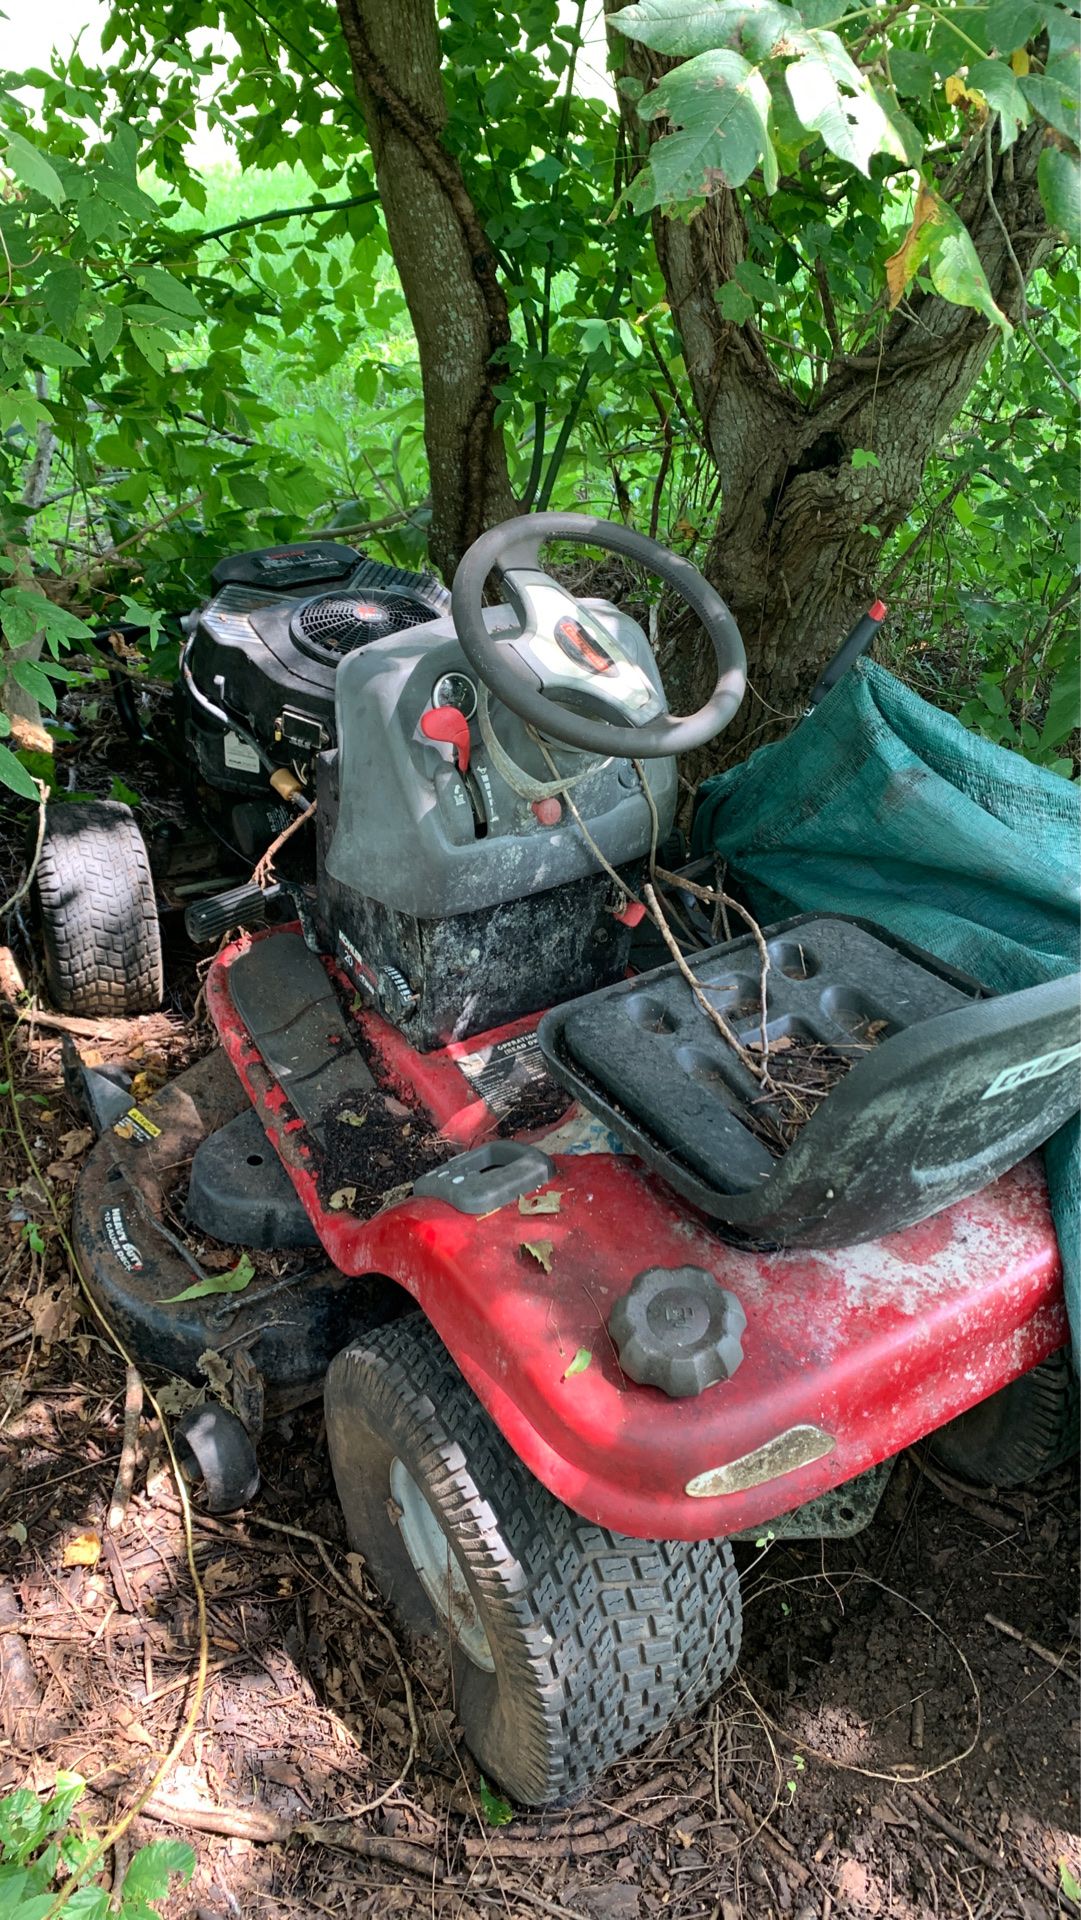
[181,539,450,857]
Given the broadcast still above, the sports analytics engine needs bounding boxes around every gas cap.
[608,1266,745,1398]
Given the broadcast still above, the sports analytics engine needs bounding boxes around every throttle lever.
[420,704,472,775]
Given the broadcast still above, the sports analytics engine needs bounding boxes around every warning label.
[112,1106,161,1144]
[337,931,377,995]
[455,1031,549,1116]
[103,1206,143,1272]
[223,730,261,774]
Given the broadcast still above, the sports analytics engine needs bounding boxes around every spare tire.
[35,801,163,1016]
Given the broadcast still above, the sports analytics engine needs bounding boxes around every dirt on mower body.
[68,510,1081,1806]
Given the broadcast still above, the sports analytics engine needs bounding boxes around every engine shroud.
[183,542,449,799]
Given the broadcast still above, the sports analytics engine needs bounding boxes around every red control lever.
[420,705,471,776]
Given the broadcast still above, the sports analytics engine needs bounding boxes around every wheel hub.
[389,1457,495,1671]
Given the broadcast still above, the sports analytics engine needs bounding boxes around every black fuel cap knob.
[608,1266,745,1398]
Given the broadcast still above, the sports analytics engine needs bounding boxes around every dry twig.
[108,1366,144,1532]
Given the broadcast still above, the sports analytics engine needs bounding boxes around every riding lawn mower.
[28,513,1079,1807]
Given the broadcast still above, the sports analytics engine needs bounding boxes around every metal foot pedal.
[229,931,374,1133]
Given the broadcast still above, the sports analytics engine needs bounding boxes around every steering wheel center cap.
[608,1265,746,1399]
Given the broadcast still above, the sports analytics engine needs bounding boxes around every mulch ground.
[0,701,1078,1918]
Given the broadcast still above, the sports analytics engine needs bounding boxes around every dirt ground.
[0,709,1078,1919]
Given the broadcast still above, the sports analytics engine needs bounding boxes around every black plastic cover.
[187,1109,319,1248]
[538,913,1081,1248]
[414,1140,556,1214]
[210,541,362,592]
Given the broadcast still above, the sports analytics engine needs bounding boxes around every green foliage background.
[0,0,1077,799]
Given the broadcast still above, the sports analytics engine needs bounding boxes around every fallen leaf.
[6,1522,27,1546]
[155,1379,201,1417]
[337,1110,367,1128]
[198,1349,232,1396]
[519,1190,562,1215]
[564,1347,592,1377]
[57,1127,93,1160]
[130,1069,165,1103]
[522,1239,554,1273]
[329,1187,357,1211]
[28,1283,74,1347]
[63,1530,101,1568]
[163,1252,256,1304]
[202,1556,246,1596]
[114,1701,156,1747]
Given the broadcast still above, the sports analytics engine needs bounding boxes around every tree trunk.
[334,0,517,578]
[606,3,1055,764]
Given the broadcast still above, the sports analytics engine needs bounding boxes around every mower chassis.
[75,927,1067,1543]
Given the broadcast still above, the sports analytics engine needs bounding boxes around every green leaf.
[618,316,643,358]
[889,49,938,98]
[3,133,65,209]
[10,661,58,713]
[717,278,755,322]
[62,1888,109,1919]
[163,1253,256,1304]
[1039,146,1081,243]
[851,448,880,470]
[928,212,1012,335]
[135,266,206,320]
[1060,1858,1081,1905]
[93,304,124,365]
[636,49,775,203]
[41,267,82,333]
[0,744,42,802]
[1019,71,1081,143]
[967,58,1031,146]
[785,31,906,174]
[121,1839,196,1904]
[565,1347,592,1375]
[478,1777,514,1827]
[23,337,87,370]
[986,0,1046,52]
[952,491,976,526]
[579,317,610,352]
[613,0,794,61]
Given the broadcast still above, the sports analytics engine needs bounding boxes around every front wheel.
[324,1313,742,1807]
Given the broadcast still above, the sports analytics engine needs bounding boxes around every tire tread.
[36,802,162,1016]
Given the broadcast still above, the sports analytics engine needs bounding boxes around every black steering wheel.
[450,511,747,759]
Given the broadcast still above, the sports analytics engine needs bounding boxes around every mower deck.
[182,927,1064,1541]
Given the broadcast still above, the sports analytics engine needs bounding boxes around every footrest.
[230,930,373,1134]
[539,914,1081,1248]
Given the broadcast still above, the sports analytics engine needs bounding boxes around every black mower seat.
[538,914,1081,1249]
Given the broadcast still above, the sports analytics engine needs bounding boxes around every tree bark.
[334,0,517,578]
[605,2,1056,763]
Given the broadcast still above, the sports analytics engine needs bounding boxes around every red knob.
[420,705,471,775]
[531,796,562,827]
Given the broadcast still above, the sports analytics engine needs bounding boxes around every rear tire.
[35,802,162,1016]
[929,1350,1078,1487]
[325,1313,742,1807]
